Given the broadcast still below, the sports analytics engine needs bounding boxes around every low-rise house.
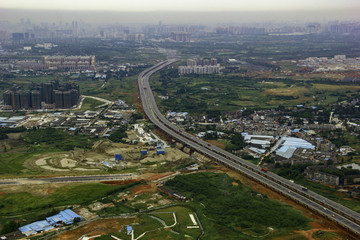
[304,166,340,186]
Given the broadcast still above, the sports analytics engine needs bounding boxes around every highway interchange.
[138,60,360,237]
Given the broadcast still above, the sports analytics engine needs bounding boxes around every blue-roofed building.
[19,220,54,236]
[126,225,133,235]
[47,209,83,225]
[275,137,315,159]
[157,148,165,155]
[19,209,83,237]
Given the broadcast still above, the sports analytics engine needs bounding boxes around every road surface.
[0,174,133,185]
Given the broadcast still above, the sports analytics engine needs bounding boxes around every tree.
[1,221,20,234]
[0,132,8,140]
[225,133,246,151]
[109,127,128,143]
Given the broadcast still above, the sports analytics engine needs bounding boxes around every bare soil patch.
[0,182,79,196]
[101,179,139,186]
[131,183,157,195]
[296,229,340,240]
[145,172,175,181]
[309,222,323,229]
[6,133,21,140]
[53,217,137,240]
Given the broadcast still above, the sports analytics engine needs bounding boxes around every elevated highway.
[138,60,360,237]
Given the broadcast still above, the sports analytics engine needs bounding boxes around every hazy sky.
[1,0,359,24]
[2,0,360,12]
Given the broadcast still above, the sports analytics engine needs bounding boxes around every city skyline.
[1,0,360,12]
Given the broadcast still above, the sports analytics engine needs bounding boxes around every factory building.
[19,209,83,237]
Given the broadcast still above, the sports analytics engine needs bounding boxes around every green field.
[0,182,140,235]
[296,177,360,213]
[80,97,105,110]
[312,230,342,240]
[75,75,139,103]
[0,128,95,176]
[151,212,175,226]
[273,164,360,213]
[165,172,310,239]
[152,70,360,114]
[151,206,202,239]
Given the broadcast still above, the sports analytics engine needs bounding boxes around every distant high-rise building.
[187,59,196,67]
[12,92,21,110]
[179,58,220,75]
[19,91,31,109]
[44,82,54,104]
[62,91,72,108]
[12,33,25,42]
[54,91,63,108]
[3,90,12,106]
[2,80,80,110]
[31,90,41,109]
[70,89,79,107]
[171,32,190,42]
[211,58,218,66]
[124,34,145,42]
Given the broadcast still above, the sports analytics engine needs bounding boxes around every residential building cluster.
[166,111,189,122]
[2,80,80,110]
[298,55,360,72]
[178,58,220,75]
[166,98,360,190]
[216,26,265,35]
[19,56,95,70]
[170,32,191,42]
[124,33,145,42]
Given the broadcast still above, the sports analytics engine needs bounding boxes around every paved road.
[138,60,360,237]
[0,174,133,185]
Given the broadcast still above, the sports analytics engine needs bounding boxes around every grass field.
[151,212,176,226]
[0,129,96,177]
[313,84,360,92]
[80,97,104,110]
[164,172,310,239]
[0,183,116,215]
[263,86,308,96]
[312,230,341,240]
[151,206,202,239]
[0,181,142,235]
[295,177,360,213]
[152,71,360,114]
[75,76,138,103]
